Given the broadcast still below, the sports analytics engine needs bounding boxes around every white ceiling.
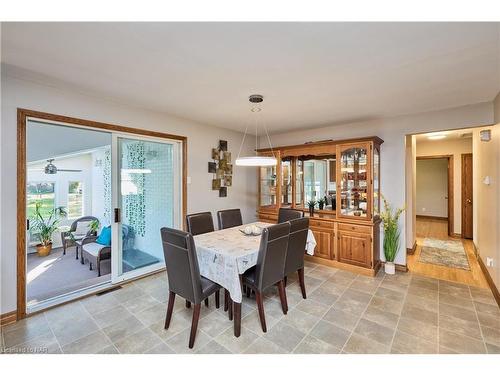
[2,22,500,133]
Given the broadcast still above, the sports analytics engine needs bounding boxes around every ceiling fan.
[29,159,83,174]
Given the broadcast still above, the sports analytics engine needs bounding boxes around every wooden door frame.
[17,108,188,320]
[461,153,473,239]
[416,155,454,236]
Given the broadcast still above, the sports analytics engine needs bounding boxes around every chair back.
[278,208,303,223]
[217,209,243,229]
[160,227,203,304]
[186,212,214,236]
[254,222,290,291]
[284,217,309,276]
[70,216,99,233]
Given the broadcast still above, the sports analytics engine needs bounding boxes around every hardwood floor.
[407,217,489,288]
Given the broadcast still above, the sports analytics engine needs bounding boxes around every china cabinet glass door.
[295,158,304,207]
[259,164,278,208]
[339,143,370,218]
[281,158,292,207]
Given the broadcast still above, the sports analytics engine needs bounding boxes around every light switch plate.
[187,176,192,184]
[486,257,494,267]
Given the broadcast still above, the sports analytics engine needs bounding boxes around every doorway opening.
[405,128,488,288]
[18,109,186,318]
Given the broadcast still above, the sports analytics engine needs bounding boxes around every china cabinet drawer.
[259,213,277,223]
[338,223,371,234]
[309,220,334,229]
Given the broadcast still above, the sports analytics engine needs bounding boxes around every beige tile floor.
[1,261,499,354]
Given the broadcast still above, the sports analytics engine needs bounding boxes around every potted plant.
[317,197,325,210]
[89,219,100,235]
[379,195,405,275]
[31,202,67,257]
[307,200,316,216]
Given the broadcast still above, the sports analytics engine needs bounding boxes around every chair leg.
[204,298,209,307]
[215,290,220,309]
[255,291,267,332]
[277,280,288,314]
[89,262,92,271]
[189,304,201,349]
[224,289,229,312]
[284,276,287,286]
[97,258,101,277]
[246,287,251,298]
[186,300,191,308]
[75,245,79,260]
[81,251,84,264]
[228,295,233,321]
[164,291,175,329]
[298,268,307,299]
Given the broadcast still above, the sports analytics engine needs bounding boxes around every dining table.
[193,221,317,337]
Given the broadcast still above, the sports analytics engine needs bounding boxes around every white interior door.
[111,133,183,283]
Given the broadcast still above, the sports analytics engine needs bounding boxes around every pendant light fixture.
[235,95,277,167]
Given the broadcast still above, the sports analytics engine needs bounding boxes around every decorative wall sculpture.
[209,140,233,197]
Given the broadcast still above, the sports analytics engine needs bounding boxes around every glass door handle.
[114,208,121,223]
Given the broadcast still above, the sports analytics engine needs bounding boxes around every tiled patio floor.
[2,261,499,354]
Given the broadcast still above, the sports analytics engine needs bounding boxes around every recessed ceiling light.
[427,134,446,140]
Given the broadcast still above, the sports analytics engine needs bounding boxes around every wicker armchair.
[60,216,99,257]
[81,224,135,277]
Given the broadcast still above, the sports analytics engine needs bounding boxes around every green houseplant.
[31,202,67,257]
[307,200,317,216]
[317,197,325,210]
[379,195,405,274]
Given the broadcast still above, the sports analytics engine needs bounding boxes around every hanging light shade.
[235,95,277,167]
[235,156,277,166]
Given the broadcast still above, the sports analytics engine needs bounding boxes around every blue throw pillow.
[96,226,112,246]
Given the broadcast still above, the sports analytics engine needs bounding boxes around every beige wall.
[263,102,494,267]
[0,68,258,314]
[405,135,416,250]
[416,137,473,234]
[416,159,448,218]
[473,91,500,289]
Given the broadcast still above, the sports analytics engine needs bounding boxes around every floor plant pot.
[309,207,314,217]
[36,243,52,257]
[384,261,395,275]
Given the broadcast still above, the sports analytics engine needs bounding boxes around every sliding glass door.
[24,115,183,313]
[111,134,183,282]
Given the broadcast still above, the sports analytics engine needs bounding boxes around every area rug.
[418,238,470,270]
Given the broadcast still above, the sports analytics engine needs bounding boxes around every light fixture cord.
[262,111,275,158]
[236,120,249,161]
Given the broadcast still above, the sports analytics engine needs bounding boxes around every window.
[68,181,84,218]
[27,182,56,219]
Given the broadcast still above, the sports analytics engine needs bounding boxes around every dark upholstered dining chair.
[186,212,215,236]
[278,208,303,223]
[161,227,221,349]
[185,211,216,308]
[284,217,309,299]
[217,208,243,229]
[241,222,291,332]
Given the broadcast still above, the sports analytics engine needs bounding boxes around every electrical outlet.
[422,207,426,212]
[486,257,494,267]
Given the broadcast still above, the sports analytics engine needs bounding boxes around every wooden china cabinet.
[256,137,383,276]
